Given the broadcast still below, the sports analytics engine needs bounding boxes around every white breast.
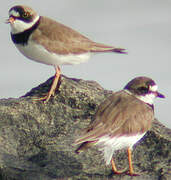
[15,40,91,66]
[97,133,146,165]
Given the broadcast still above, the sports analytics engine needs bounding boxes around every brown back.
[75,90,154,145]
[31,16,123,54]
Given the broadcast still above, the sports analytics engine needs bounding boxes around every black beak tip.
[157,92,165,98]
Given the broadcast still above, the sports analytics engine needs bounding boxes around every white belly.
[15,40,91,66]
[97,133,146,165]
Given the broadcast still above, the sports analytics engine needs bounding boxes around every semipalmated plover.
[74,76,165,176]
[7,5,126,102]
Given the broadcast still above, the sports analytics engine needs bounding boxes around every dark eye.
[22,12,30,18]
[137,86,149,93]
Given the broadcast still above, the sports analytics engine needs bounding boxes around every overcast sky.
[0,0,171,128]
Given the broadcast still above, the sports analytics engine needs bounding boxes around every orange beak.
[6,16,15,24]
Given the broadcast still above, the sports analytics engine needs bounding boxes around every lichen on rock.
[0,75,170,180]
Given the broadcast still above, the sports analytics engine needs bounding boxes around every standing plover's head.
[7,5,39,34]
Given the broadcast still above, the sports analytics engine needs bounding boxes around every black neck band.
[11,16,41,45]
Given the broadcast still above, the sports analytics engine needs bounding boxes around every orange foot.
[126,147,140,176]
[126,171,140,176]
[111,158,127,175]
[32,92,54,103]
[32,66,61,103]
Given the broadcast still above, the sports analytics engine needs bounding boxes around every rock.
[0,75,170,180]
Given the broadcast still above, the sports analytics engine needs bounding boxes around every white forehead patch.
[9,10,20,17]
[149,85,158,92]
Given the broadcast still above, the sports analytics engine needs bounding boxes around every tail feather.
[90,42,127,54]
[75,141,97,154]
[75,142,88,154]
[111,48,127,54]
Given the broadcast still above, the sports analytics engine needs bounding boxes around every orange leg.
[127,147,139,176]
[111,158,125,175]
[33,66,61,103]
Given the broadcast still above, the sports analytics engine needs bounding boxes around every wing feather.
[75,90,153,145]
[31,16,125,54]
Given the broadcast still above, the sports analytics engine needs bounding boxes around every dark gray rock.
[0,75,170,180]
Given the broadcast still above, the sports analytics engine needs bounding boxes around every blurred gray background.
[0,0,170,128]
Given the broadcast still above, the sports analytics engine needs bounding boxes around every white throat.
[124,89,155,105]
[10,15,40,34]
[136,93,155,105]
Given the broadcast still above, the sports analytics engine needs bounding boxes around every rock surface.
[0,75,170,180]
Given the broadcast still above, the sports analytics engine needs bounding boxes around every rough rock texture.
[0,75,170,180]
